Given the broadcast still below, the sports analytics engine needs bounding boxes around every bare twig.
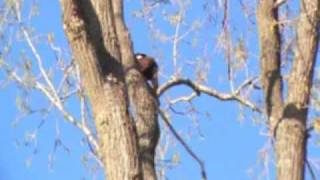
[2,49,100,160]
[11,1,100,160]
[159,109,207,180]
[34,82,99,154]
[306,158,317,180]
[169,92,198,104]
[172,12,182,72]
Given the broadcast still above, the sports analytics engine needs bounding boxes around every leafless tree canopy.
[1,0,320,180]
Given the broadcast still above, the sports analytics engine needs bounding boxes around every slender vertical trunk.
[276,1,320,179]
[257,0,283,132]
[111,1,160,179]
[257,0,320,179]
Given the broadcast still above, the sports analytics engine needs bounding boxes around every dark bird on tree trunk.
[134,53,159,94]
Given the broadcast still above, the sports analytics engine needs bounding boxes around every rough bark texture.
[257,0,283,131]
[276,1,320,180]
[61,0,159,180]
[111,1,160,179]
[257,0,320,180]
[60,0,159,179]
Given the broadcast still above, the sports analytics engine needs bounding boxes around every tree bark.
[110,1,160,179]
[276,1,320,180]
[257,0,283,132]
[257,0,320,180]
[60,0,142,179]
[60,0,159,179]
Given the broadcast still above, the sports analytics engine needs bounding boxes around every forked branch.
[158,77,261,112]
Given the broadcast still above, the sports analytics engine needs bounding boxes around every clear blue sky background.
[0,0,319,180]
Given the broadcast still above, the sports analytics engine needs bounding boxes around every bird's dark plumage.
[134,53,159,93]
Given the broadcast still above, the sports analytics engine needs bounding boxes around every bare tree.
[2,0,320,179]
[60,1,256,179]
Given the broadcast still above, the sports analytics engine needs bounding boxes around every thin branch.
[159,109,207,180]
[34,82,99,154]
[172,11,182,73]
[306,158,317,180]
[21,27,59,97]
[158,77,261,112]
[169,92,198,104]
[3,63,100,157]
[14,1,63,107]
[12,1,100,160]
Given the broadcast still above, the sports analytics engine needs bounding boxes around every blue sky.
[0,0,319,180]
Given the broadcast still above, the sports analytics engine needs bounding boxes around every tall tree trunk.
[276,1,320,179]
[60,1,142,179]
[257,0,284,133]
[111,1,160,179]
[60,0,159,179]
[257,0,320,179]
